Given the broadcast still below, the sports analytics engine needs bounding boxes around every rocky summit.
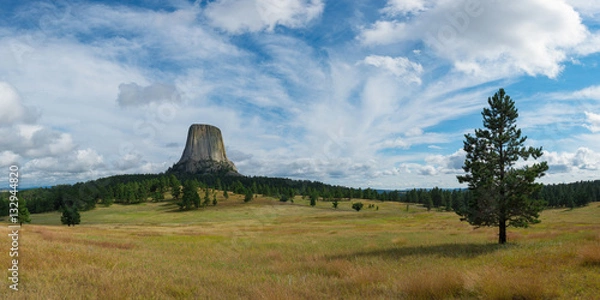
[167,124,240,176]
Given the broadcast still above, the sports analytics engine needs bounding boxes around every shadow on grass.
[330,243,510,260]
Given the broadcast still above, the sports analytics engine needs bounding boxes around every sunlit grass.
[2,196,599,299]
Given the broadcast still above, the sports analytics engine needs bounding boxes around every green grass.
[3,196,599,299]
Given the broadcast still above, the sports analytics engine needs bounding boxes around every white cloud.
[551,85,600,100]
[24,148,103,173]
[544,147,600,173]
[565,0,600,16]
[116,82,181,107]
[575,31,600,56]
[382,0,429,15]
[204,0,324,34]
[0,82,38,125]
[422,0,588,79]
[584,111,600,133]
[419,149,465,175]
[0,151,20,167]
[360,0,592,79]
[359,21,407,45]
[361,55,423,84]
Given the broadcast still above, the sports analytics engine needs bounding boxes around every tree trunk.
[498,219,507,244]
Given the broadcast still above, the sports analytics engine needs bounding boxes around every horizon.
[1,0,599,189]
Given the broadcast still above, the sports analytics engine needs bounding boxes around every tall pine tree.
[457,88,548,244]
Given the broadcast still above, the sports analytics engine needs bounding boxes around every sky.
[1,0,599,189]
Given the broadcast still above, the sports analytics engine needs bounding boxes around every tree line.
[1,174,598,218]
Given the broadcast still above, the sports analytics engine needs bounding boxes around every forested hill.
[1,173,598,217]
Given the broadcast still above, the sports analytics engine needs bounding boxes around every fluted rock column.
[168,124,239,175]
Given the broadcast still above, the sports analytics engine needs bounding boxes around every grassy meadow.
[2,193,600,299]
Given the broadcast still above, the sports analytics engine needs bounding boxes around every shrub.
[352,202,364,212]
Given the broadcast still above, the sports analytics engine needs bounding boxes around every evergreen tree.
[179,180,200,210]
[457,89,548,244]
[223,189,229,200]
[171,175,182,200]
[203,188,211,207]
[310,193,317,207]
[18,198,31,226]
[61,206,81,226]
[423,193,433,211]
[244,190,253,203]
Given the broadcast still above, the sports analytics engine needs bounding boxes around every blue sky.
[1,0,599,189]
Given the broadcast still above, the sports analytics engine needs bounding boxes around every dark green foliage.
[244,190,253,203]
[203,187,211,207]
[310,193,317,207]
[332,199,339,209]
[423,193,433,211]
[170,175,182,200]
[179,180,200,210]
[541,180,599,207]
[352,202,364,212]
[152,191,164,202]
[457,89,549,244]
[18,198,31,226]
[9,165,597,219]
[280,194,289,202]
[61,206,81,226]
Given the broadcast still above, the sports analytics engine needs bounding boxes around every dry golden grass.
[1,197,599,299]
[579,244,600,266]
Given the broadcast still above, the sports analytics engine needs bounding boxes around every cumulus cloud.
[0,151,20,167]
[204,0,324,33]
[116,82,181,107]
[421,149,466,175]
[424,0,588,78]
[566,0,600,16]
[584,111,600,133]
[361,55,424,84]
[544,147,600,173]
[25,148,103,173]
[360,0,592,79]
[0,82,39,125]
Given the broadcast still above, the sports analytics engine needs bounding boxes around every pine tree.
[423,193,433,211]
[179,180,200,210]
[203,188,211,207]
[457,88,548,244]
[61,206,81,226]
[170,175,182,200]
[244,190,253,203]
[310,193,317,207]
[18,198,31,226]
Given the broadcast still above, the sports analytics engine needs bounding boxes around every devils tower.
[167,124,240,176]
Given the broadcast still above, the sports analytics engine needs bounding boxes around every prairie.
[2,195,599,299]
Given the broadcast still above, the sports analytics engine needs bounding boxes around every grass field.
[2,194,600,299]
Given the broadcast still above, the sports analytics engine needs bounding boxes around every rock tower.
[167,124,239,175]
